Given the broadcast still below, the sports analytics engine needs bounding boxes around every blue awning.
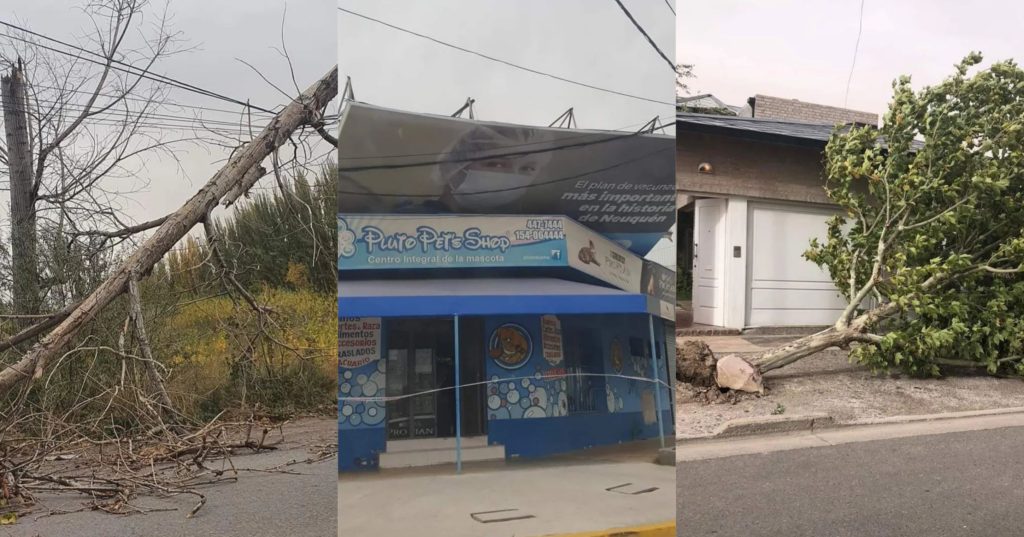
[339,278,662,318]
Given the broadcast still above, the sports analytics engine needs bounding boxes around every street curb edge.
[675,406,1024,443]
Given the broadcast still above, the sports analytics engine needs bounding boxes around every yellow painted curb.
[536,520,676,537]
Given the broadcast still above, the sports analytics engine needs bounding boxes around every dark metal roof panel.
[676,112,923,151]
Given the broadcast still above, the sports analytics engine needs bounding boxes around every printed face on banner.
[337,103,675,256]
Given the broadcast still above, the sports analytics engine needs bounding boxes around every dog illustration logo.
[488,324,532,370]
[577,240,600,266]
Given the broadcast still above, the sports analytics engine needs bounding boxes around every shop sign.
[566,219,642,292]
[339,215,566,270]
[339,317,381,368]
[540,315,564,365]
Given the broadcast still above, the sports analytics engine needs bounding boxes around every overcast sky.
[338,0,676,131]
[337,0,678,266]
[3,0,335,227]
[678,0,1024,117]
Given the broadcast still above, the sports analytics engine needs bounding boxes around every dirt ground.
[677,335,1024,437]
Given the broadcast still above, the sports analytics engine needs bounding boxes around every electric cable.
[337,7,674,107]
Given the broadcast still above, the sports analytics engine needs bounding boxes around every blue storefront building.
[337,214,676,472]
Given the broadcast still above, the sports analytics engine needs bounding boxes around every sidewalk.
[677,335,1024,438]
[338,447,674,537]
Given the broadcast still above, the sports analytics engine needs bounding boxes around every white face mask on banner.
[451,169,533,210]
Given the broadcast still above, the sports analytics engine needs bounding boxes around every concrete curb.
[843,406,1024,426]
[677,413,834,441]
[535,521,676,537]
[676,406,1024,443]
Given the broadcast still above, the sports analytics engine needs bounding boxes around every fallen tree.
[0,65,338,394]
[684,53,1024,392]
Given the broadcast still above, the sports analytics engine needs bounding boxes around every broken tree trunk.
[677,301,902,393]
[126,273,177,423]
[712,302,897,392]
[0,66,338,394]
[2,61,40,323]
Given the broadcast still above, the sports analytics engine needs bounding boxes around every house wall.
[676,131,834,205]
[688,197,845,329]
[751,95,878,126]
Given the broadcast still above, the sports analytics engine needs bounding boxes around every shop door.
[385,319,454,440]
[384,318,487,440]
[382,319,450,440]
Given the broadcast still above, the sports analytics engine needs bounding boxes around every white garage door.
[747,203,847,326]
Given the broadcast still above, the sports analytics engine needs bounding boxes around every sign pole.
[648,314,666,449]
[454,314,462,474]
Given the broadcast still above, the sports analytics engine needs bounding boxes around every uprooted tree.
[0,64,338,392]
[685,53,1024,392]
[0,64,337,517]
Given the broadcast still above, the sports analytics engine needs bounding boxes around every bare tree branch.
[0,65,337,393]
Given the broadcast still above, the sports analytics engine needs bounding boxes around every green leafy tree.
[162,164,337,295]
[738,53,1024,385]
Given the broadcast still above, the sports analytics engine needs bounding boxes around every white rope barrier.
[338,371,672,403]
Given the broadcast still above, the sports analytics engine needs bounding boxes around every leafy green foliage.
[2,165,338,435]
[808,53,1024,376]
[161,289,336,420]
[161,164,337,294]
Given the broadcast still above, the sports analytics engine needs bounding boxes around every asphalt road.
[678,425,1024,537]
[2,418,337,537]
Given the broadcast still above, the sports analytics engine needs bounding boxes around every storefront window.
[565,327,605,414]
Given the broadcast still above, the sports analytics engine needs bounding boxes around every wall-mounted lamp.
[697,162,714,174]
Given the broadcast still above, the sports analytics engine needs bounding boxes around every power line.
[26,97,274,129]
[24,89,339,129]
[338,126,667,173]
[27,94,336,125]
[26,83,280,117]
[338,115,673,161]
[844,0,865,108]
[337,7,674,107]
[0,23,276,114]
[15,92,336,139]
[339,145,672,198]
[0,23,277,114]
[611,0,675,71]
[663,0,676,16]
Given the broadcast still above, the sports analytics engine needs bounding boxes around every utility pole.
[0,65,338,393]
[1,60,39,321]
